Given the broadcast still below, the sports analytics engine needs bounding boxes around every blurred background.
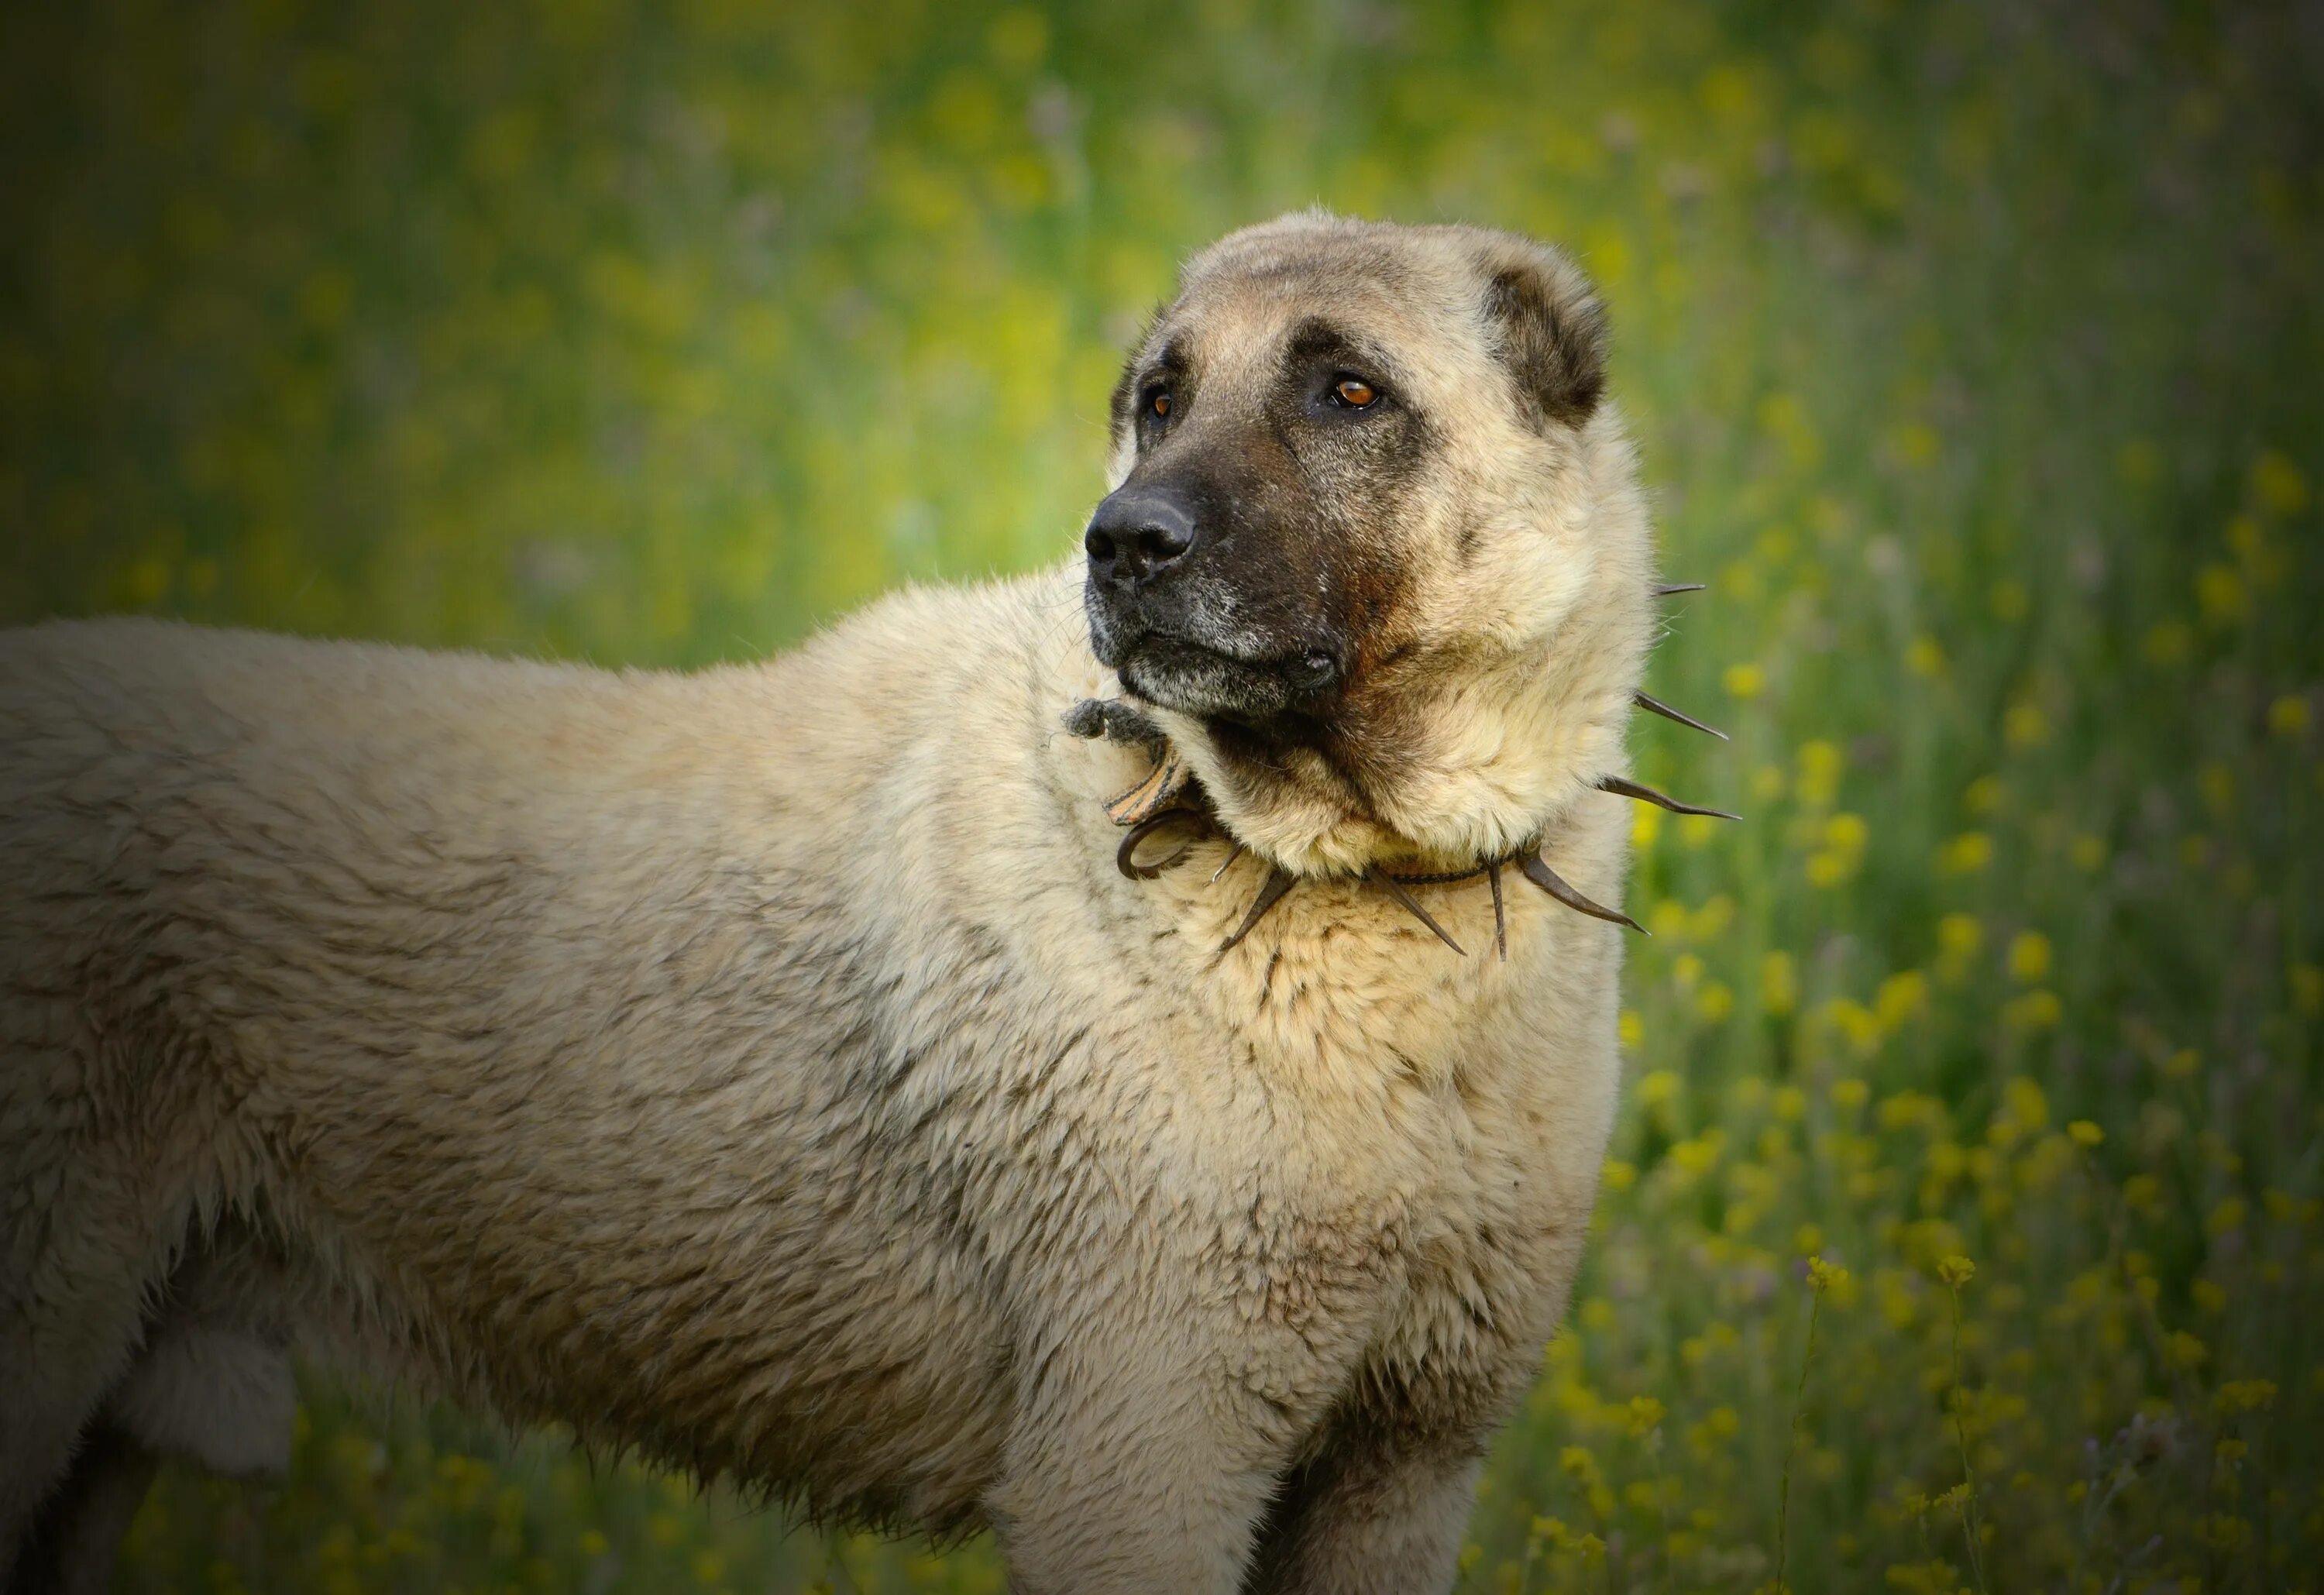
[5,0,2320,1590]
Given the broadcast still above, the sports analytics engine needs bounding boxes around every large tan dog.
[1,212,1699,1593]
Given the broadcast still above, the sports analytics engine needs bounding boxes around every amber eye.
[1150,391,1172,419]
[1333,378,1377,408]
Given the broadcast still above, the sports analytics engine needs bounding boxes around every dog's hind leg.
[108,1314,297,1483]
[2,1239,298,1595]
[4,1428,159,1595]
[0,1297,151,1595]
[0,1164,170,1593]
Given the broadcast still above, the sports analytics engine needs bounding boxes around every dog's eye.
[1332,378,1377,409]
[1148,390,1172,420]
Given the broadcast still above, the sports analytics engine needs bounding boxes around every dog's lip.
[1114,632,1344,713]
[1116,628,1342,685]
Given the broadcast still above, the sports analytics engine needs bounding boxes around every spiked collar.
[1065,579,1732,960]
[1067,724,1731,961]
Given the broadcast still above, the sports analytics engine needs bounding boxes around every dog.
[0,211,1710,1593]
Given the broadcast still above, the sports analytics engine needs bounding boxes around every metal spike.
[1634,690,1730,741]
[1597,775,1740,820]
[1116,810,1203,880]
[1518,852,1645,933]
[1209,840,1246,883]
[1652,583,1706,596]
[1367,867,1464,955]
[1219,866,1296,952]
[1488,859,1507,962]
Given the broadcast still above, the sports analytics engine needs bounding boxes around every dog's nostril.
[1084,524,1117,565]
[1133,521,1195,567]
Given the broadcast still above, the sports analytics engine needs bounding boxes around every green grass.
[5,0,2319,1589]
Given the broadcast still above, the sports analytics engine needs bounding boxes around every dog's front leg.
[984,1325,1304,1595]
[1240,1432,1484,1595]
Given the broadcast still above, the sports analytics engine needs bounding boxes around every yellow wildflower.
[2196,563,2250,624]
[1937,913,1982,963]
[1762,951,1798,1017]
[1937,831,1992,874]
[1796,739,1844,806]
[2143,619,2194,664]
[2003,702,2047,748]
[2214,1379,2278,1415]
[1824,811,1868,852]
[2002,990,2061,1030]
[2293,964,2324,1016]
[1874,971,1927,1032]
[2006,930,2051,982]
[1805,1255,1851,1294]
[1631,800,1663,847]
[2252,447,2311,514]
[2116,437,2161,485]
[1806,850,1854,888]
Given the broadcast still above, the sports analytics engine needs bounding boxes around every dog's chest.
[1241,1054,1583,1419]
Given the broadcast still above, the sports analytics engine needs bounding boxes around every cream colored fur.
[0,215,1655,1595]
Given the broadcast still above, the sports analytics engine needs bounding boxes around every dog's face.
[1085,213,1656,875]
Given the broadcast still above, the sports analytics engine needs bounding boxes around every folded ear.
[1480,242,1607,431]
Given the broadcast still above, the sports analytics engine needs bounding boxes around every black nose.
[1084,490,1198,586]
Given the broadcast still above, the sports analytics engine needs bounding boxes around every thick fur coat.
[1,214,1656,1594]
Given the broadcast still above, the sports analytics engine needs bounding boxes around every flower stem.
[1773,1288,1824,1593]
[1947,1285,1995,1595]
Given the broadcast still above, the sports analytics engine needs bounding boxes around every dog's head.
[1084,212,1656,875]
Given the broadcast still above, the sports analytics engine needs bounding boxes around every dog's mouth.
[1111,633,1344,730]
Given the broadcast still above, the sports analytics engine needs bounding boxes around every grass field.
[4,0,2320,1590]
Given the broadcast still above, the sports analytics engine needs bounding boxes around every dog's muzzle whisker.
[1652,581,1706,596]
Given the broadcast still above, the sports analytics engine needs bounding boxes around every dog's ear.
[1480,243,1607,432]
